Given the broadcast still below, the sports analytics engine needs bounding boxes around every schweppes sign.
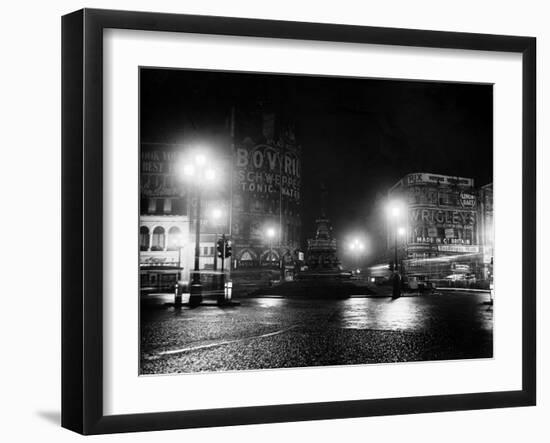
[235,144,301,201]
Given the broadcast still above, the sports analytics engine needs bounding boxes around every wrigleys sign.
[235,144,301,201]
[409,208,476,226]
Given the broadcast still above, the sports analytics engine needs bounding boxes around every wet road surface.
[140,292,493,374]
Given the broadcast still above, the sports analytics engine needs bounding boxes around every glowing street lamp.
[348,238,366,274]
[177,151,219,306]
[195,153,206,166]
[211,208,223,220]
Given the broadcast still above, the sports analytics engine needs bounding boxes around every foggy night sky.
[140,68,493,245]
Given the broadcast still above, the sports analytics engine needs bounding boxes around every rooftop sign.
[404,173,474,187]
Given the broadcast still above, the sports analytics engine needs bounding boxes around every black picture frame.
[61,8,536,435]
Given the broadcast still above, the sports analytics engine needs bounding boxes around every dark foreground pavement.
[140,292,493,374]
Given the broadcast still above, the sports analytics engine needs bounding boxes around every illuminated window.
[167,227,181,250]
[151,227,165,251]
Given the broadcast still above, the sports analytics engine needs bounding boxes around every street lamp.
[387,200,405,298]
[171,232,184,307]
[178,151,219,306]
[348,238,365,274]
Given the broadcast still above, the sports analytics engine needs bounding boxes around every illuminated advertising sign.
[405,172,474,187]
[459,192,477,208]
[140,146,184,197]
[409,208,475,226]
[235,144,301,202]
[438,245,480,253]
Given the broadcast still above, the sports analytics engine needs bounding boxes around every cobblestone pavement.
[140,292,493,374]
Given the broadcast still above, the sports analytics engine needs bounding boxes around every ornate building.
[139,143,225,292]
[370,172,494,285]
[230,108,302,280]
[139,106,303,290]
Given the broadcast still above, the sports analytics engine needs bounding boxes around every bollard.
[225,281,233,301]
[392,273,401,298]
[217,280,233,306]
[174,283,182,308]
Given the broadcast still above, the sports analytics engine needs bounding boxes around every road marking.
[150,325,298,359]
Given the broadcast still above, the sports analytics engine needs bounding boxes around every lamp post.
[396,226,406,275]
[210,208,223,273]
[266,227,276,267]
[388,202,405,298]
[348,238,365,275]
[265,226,279,283]
[178,152,218,307]
[173,233,183,308]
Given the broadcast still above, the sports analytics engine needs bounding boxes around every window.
[140,197,148,215]
[171,197,187,215]
[151,227,165,251]
[463,228,473,245]
[438,192,457,206]
[167,226,182,250]
[139,226,149,251]
[155,199,165,214]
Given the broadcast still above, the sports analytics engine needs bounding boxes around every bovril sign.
[235,144,301,202]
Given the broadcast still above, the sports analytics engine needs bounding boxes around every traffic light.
[225,240,232,258]
[389,261,395,272]
[216,238,224,258]
[217,236,232,258]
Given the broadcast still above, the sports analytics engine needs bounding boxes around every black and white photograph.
[139,68,494,375]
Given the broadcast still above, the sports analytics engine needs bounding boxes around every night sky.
[140,68,493,246]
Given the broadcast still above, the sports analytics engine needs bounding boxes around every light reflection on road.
[256,297,285,308]
[338,295,492,332]
[245,293,493,333]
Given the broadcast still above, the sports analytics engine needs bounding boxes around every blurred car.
[444,273,476,282]
[402,275,435,293]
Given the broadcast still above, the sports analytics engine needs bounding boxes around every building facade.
[139,107,303,291]
[139,215,189,292]
[380,172,493,285]
[230,110,302,280]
